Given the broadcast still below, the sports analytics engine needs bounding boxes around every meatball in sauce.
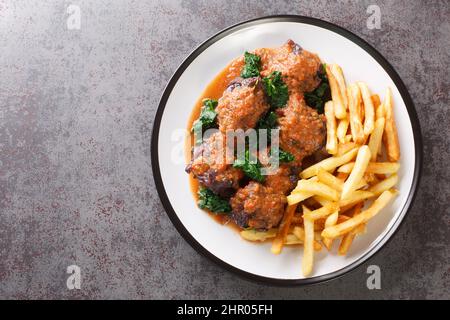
[187,40,327,231]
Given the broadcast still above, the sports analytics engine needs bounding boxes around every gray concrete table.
[0,0,448,299]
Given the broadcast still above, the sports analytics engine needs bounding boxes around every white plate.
[151,16,422,285]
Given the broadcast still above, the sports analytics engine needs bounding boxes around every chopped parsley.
[262,71,289,108]
[192,98,218,144]
[241,51,261,78]
[256,111,278,144]
[304,64,331,114]
[278,149,295,162]
[197,188,231,214]
[269,147,295,163]
[233,149,265,183]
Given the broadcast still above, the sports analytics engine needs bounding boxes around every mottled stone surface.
[0,0,448,299]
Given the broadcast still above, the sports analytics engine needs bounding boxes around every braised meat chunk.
[277,92,326,165]
[186,131,243,198]
[216,77,269,132]
[257,39,322,93]
[258,148,297,195]
[230,182,286,230]
[263,164,297,195]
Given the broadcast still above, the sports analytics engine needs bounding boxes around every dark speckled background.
[0,0,448,299]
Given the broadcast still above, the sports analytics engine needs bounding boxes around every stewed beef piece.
[256,39,322,93]
[186,131,243,198]
[263,164,297,196]
[216,77,269,132]
[230,181,286,230]
[277,92,326,165]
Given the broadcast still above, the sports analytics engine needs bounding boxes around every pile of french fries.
[240,63,401,277]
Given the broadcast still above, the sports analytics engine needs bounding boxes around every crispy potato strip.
[383,88,401,161]
[338,161,400,174]
[358,82,375,136]
[325,101,338,155]
[326,64,347,119]
[347,84,365,144]
[300,148,358,179]
[322,190,396,239]
[341,146,371,200]
[271,204,298,254]
[302,206,315,276]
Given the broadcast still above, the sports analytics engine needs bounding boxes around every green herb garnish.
[304,64,331,114]
[269,147,295,163]
[233,149,265,183]
[256,111,278,144]
[197,188,231,214]
[192,98,218,144]
[241,51,261,78]
[262,71,289,108]
[278,149,295,162]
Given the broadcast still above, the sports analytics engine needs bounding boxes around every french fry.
[287,191,313,206]
[338,162,400,174]
[326,65,347,119]
[336,171,349,181]
[341,146,371,200]
[303,202,340,220]
[383,87,401,161]
[364,172,377,184]
[240,228,277,241]
[336,118,350,144]
[302,206,315,276]
[330,64,348,109]
[315,190,373,212]
[296,180,340,201]
[288,177,317,205]
[338,223,366,255]
[314,231,323,242]
[313,195,332,207]
[358,82,375,135]
[322,211,339,250]
[356,177,368,190]
[292,227,322,251]
[347,84,365,144]
[292,176,319,190]
[344,135,353,143]
[325,101,338,155]
[349,202,363,217]
[285,233,302,245]
[317,167,344,192]
[287,177,319,206]
[367,162,400,174]
[371,94,381,108]
[339,190,375,211]
[338,203,363,255]
[337,162,355,173]
[376,101,385,156]
[337,142,357,157]
[370,175,382,186]
[322,190,396,238]
[271,204,298,254]
[337,215,351,223]
[300,148,358,179]
[368,174,399,195]
[376,100,385,119]
[368,117,386,162]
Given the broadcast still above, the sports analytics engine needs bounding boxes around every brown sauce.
[185,57,244,230]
